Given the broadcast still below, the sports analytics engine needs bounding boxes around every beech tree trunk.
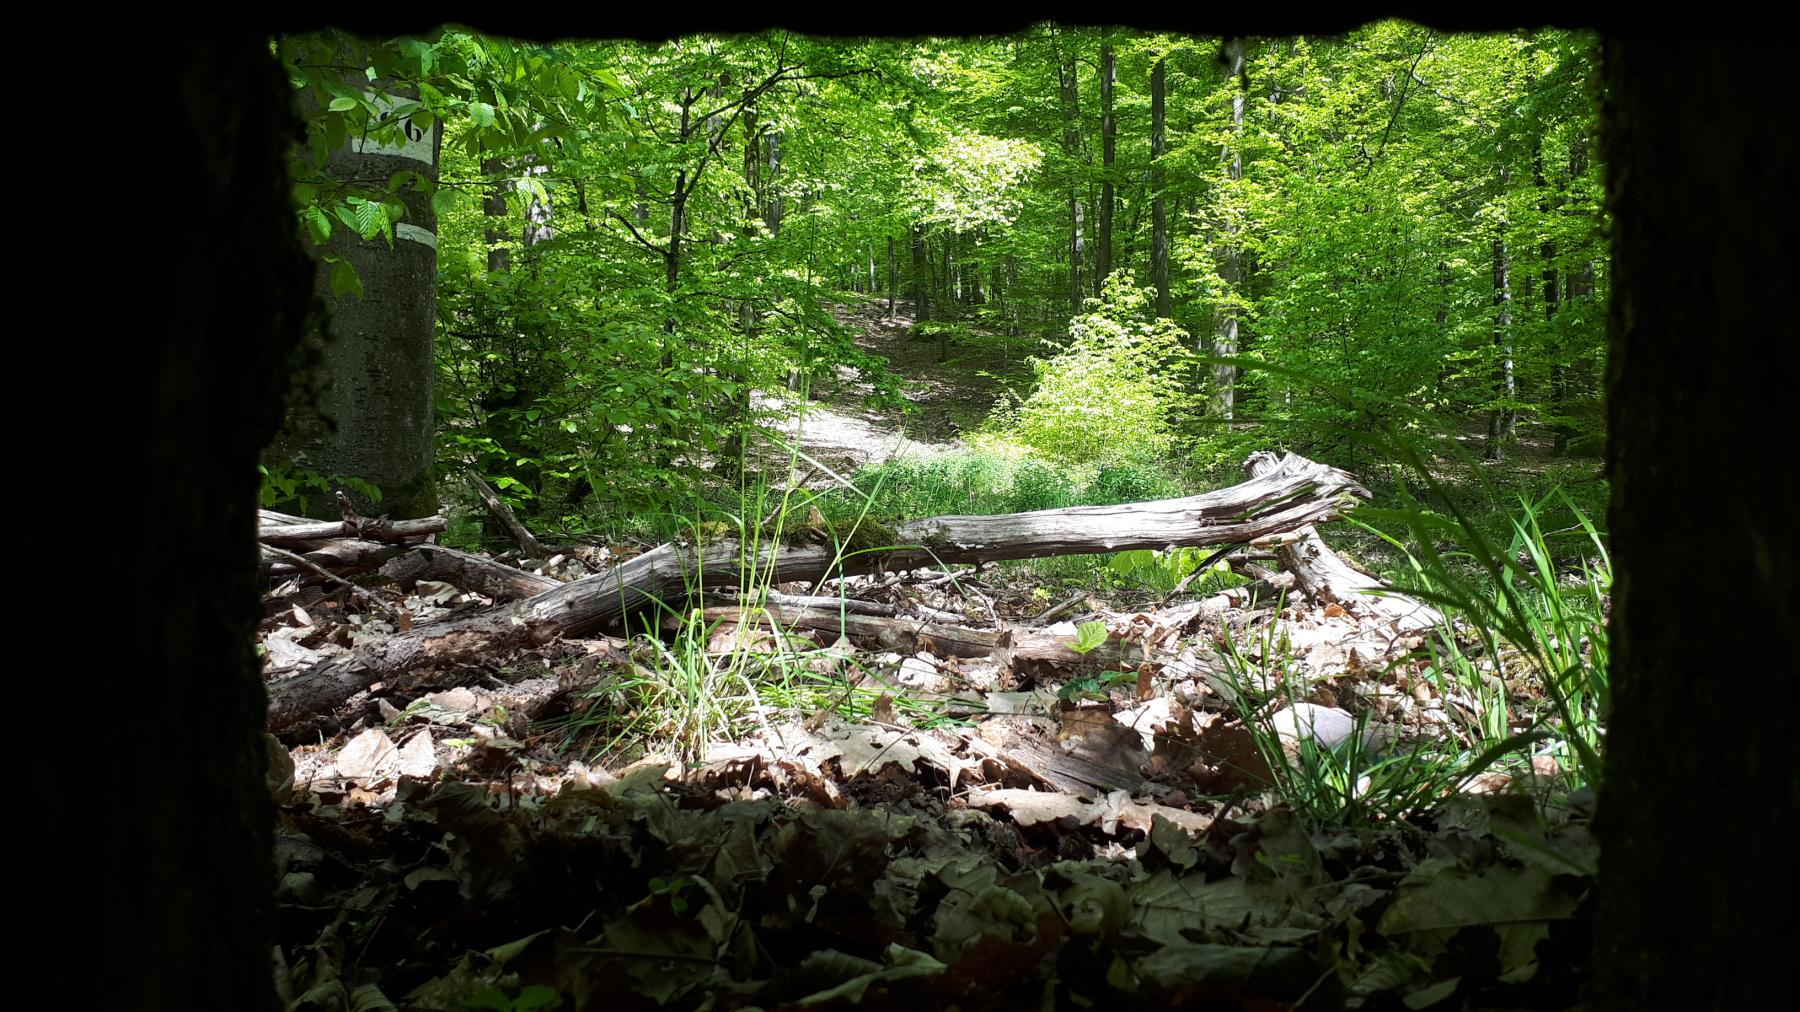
[1151,55,1170,319]
[1057,35,1085,313]
[1592,39,1794,1012]
[1213,37,1247,421]
[1097,38,1116,295]
[273,44,441,519]
[120,33,314,1011]
[1485,163,1516,460]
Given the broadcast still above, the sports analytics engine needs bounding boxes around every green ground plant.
[1207,479,1608,824]
[556,461,978,764]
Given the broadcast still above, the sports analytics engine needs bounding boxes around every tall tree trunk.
[940,237,952,319]
[482,155,511,273]
[911,224,929,322]
[765,130,783,236]
[1433,260,1453,400]
[949,235,960,303]
[1594,39,1794,1012]
[1213,37,1247,422]
[1057,38,1085,314]
[476,153,555,535]
[1485,164,1516,461]
[741,105,764,235]
[1560,133,1597,453]
[659,89,694,468]
[887,235,897,317]
[276,47,441,519]
[1152,54,1170,319]
[123,33,313,1010]
[1097,38,1116,296]
[1536,140,1566,451]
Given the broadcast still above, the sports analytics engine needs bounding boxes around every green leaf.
[327,96,358,112]
[351,199,385,240]
[302,206,332,243]
[1070,620,1110,655]
[330,259,364,299]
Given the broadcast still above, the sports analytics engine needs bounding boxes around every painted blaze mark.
[349,93,436,166]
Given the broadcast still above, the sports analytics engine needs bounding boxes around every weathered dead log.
[266,451,1364,729]
[1243,451,1440,642]
[260,539,409,578]
[700,604,1012,658]
[700,602,1207,682]
[380,544,561,602]
[258,515,447,547]
[465,471,551,559]
[702,590,901,618]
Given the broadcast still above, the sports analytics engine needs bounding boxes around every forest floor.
[746,296,1022,481]
[260,302,1606,1010]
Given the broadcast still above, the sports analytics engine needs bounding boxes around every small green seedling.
[1069,620,1110,655]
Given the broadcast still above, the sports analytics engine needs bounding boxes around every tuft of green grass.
[1213,612,1530,826]
[555,460,976,765]
[1209,485,1608,825]
[1358,487,1610,793]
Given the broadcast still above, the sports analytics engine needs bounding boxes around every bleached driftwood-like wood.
[380,544,561,602]
[261,539,409,578]
[700,603,1011,658]
[258,516,447,547]
[266,452,1365,729]
[1243,451,1440,643]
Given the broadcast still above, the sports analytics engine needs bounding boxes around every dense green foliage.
[268,24,1606,539]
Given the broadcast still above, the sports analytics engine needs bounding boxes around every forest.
[118,17,1791,1012]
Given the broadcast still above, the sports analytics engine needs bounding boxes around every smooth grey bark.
[765,130,783,235]
[1213,37,1247,422]
[1152,55,1170,319]
[1536,140,1567,451]
[522,162,553,246]
[276,58,441,519]
[481,155,511,273]
[1485,162,1516,461]
[1056,36,1086,313]
[1097,38,1116,295]
[887,234,896,317]
[911,224,929,322]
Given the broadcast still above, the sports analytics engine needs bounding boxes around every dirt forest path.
[750,297,1020,483]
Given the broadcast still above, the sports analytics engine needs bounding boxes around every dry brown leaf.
[336,728,398,780]
[396,729,436,778]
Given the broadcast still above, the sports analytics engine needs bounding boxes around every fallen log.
[702,590,901,619]
[266,452,1364,729]
[700,601,1213,683]
[258,515,447,548]
[261,539,410,578]
[699,604,1011,658]
[380,544,561,602]
[1243,451,1440,645]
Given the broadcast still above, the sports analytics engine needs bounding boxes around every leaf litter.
[264,526,1597,1009]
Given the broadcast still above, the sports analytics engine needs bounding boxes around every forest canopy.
[268,23,1606,532]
